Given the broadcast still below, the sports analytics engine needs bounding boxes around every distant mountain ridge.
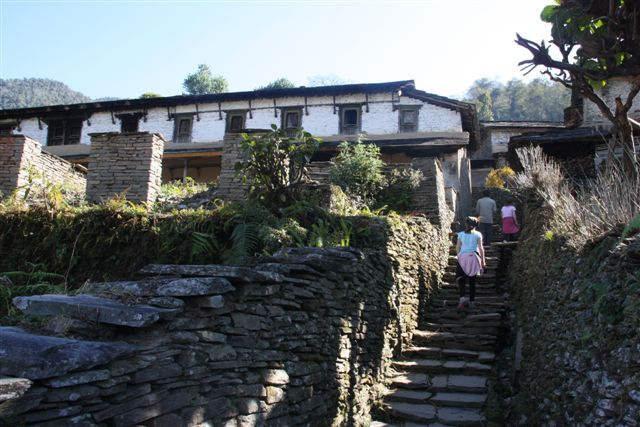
[0,78,92,110]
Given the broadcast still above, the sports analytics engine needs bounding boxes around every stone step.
[404,346,495,363]
[386,389,487,408]
[425,308,505,322]
[391,372,489,393]
[393,359,492,375]
[430,295,505,305]
[421,323,499,336]
[411,330,497,351]
[384,402,485,426]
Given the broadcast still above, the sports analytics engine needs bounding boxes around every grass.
[514,146,640,248]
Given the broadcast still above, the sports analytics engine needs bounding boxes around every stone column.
[217,133,250,202]
[411,156,452,228]
[86,132,165,204]
[0,135,42,198]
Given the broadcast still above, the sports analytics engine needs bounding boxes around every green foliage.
[235,125,321,206]
[256,78,297,90]
[330,140,384,206]
[139,92,162,99]
[1,263,66,316]
[586,280,624,324]
[183,64,228,95]
[464,77,570,122]
[375,167,423,213]
[622,214,640,239]
[0,78,91,109]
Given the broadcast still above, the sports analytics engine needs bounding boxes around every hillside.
[0,78,92,110]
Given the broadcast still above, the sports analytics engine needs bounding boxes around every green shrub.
[375,167,423,213]
[235,125,321,206]
[330,140,384,206]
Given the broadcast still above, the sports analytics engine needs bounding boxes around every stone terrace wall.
[0,135,86,198]
[86,132,164,204]
[0,216,450,427]
[507,196,640,425]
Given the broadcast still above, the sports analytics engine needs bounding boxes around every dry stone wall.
[0,216,450,427]
[86,132,164,204]
[0,135,86,199]
[507,196,640,425]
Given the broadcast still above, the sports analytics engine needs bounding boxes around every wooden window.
[46,118,83,146]
[173,115,193,143]
[281,108,302,137]
[226,112,246,133]
[399,108,419,133]
[340,106,361,135]
[119,114,140,133]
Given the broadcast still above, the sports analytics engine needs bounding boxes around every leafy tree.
[235,125,321,206]
[140,92,162,99]
[183,64,228,95]
[307,74,352,87]
[330,139,384,206]
[517,0,640,174]
[464,77,569,121]
[256,78,297,90]
[1,78,91,109]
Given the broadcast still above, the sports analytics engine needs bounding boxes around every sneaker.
[457,297,467,311]
[468,301,476,310]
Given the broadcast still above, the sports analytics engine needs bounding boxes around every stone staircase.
[373,244,505,426]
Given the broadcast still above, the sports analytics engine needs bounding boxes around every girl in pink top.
[501,199,519,241]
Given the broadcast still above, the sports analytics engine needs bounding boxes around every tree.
[140,92,162,99]
[183,64,228,95]
[307,74,352,87]
[235,125,321,206]
[256,78,297,90]
[1,78,91,109]
[464,77,569,121]
[516,0,640,174]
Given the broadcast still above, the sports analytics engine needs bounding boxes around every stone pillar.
[217,133,249,202]
[411,157,452,228]
[0,135,42,198]
[86,132,165,204]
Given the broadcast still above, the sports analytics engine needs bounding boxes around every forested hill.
[0,78,92,110]
[463,77,571,122]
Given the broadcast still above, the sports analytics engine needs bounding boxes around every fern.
[227,221,260,264]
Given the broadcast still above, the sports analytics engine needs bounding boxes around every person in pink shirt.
[501,199,519,241]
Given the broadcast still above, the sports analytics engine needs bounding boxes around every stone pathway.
[373,244,505,426]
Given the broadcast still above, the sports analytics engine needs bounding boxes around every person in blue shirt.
[455,216,486,310]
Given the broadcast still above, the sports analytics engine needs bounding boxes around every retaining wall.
[0,216,450,427]
[0,135,86,199]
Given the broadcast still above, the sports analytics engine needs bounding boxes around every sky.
[0,0,555,101]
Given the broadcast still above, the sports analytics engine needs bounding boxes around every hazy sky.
[0,0,554,100]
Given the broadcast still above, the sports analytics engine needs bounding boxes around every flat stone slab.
[387,389,434,403]
[0,327,136,380]
[87,277,235,297]
[431,392,487,408]
[447,375,488,392]
[386,402,437,422]
[0,377,32,402]
[13,294,180,327]
[139,264,283,283]
[437,406,484,426]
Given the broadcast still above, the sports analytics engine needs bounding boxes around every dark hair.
[482,189,491,197]
[464,216,479,232]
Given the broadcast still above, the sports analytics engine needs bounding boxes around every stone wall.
[216,133,248,202]
[507,196,640,425]
[412,157,453,227]
[86,132,164,204]
[0,216,450,427]
[0,135,86,199]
